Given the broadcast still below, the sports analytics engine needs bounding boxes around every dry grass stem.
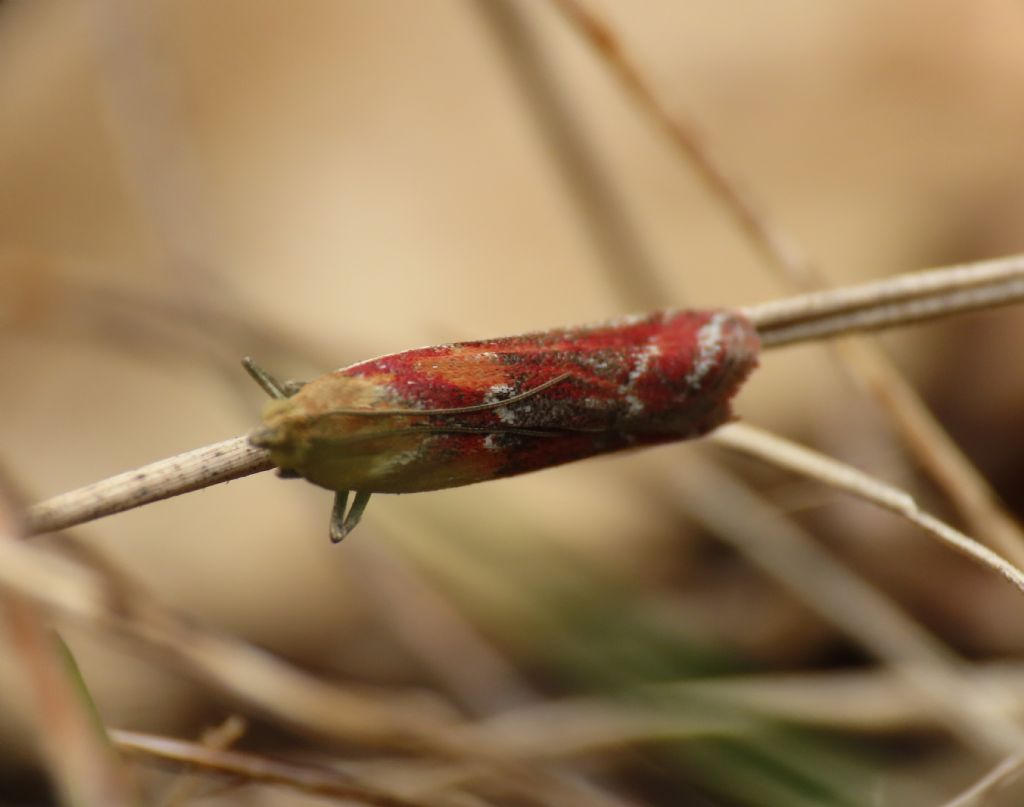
[746,255,1024,333]
[712,423,1024,597]
[27,436,271,535]
[479,700,752,760]
[836,339,1024,569]
[112,728,439,807]
[662,664,1024,735]
[24,255,1024,538]
[748,266,1024,346]
[157,715,247,807]
[667,456,1024,757]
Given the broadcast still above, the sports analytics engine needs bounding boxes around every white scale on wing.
[685,312,728,390]
[484,383,519,424]
[620,338,662,416]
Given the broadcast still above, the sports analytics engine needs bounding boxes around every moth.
[246,309,760,542]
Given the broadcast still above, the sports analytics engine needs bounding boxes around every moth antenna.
[242,357,290,400]
[325,372,574,418]
[298,423,606,446]
[424,424,607,437]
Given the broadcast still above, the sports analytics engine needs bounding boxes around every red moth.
[247,309,760,541]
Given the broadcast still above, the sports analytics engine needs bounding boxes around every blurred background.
[3,1,1024,805]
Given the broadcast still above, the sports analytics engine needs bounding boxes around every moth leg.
[242,357,293,400]
[329,490,372,543]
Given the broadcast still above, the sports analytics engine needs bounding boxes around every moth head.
[249,372,399,468]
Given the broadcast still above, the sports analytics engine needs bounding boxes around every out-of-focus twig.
[89,0,226,306]
[474,0,669,308]
[666,455,1024,757]
[0,264,337,377]
[0,475,135,807]
[941,749,1024,807]
[112,728,441,807]
[547,0,810,281]
[158,715,247,807]
[478,663,1024,756]
[548,0,1024,568]
[23,254,1024,537]
[661,663,1024,735]
[349,535,536,715]
[350,521,636,804]
[835,338,1024,570]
